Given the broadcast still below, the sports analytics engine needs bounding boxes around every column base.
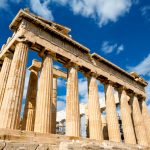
[0,129,149,149]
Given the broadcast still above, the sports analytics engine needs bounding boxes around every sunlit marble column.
[140,99,150,145]
[119,87,136,144]
[0,53,13,109]
[66,65,80,137]
[34,52,53,133]
[51,76,57,134]
[131,95,148,146]
[22,60,41,131]
[88,76,103,141]
[104,81,121,142]
[0,42,28,129]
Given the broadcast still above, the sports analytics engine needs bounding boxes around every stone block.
[4,142,38,150]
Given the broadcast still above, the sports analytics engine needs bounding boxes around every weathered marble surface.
[0,129,149,150]
[0,140,149,150]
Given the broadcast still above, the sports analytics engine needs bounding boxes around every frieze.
[94,59,145,92]
[19,20,91,63]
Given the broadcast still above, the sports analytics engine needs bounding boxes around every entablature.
[9,9,90,54]
[0,9,147,98]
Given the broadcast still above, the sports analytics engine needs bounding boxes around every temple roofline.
[9,9,90,54]
[91,53,148,86]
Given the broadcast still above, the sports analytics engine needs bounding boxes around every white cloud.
[146,80,150,102]
[101,41,124,54]
[96,0,132,26]
[78,78,88,103]
[117,45,124,54]
[29,0,54,20]
[0,0,9,10]
[58,95,66,101]
[28,0,134,27]
[127,54,150,114]
[57,78,66,87]
[23,69,30,99]
[0,0,22,10]
[141,6,150,16]
[127,54,150,76]
[141,6,150,21]
[54,64,61,69]
[0,0,135,27]
[145,81,150,114]
[57,100,66,111]
[20,103,25,117]
[53,0,132,27]
[10,0,22,3]
[99,91,105,108]
[134,0,140,4]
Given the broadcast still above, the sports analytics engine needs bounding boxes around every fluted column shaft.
[119,89,136,144]
[66,66,80,137]
[22,69,39,131]
[85,104,89,138]
[51,77,57,134]
[141,99,150,145]
[104,82,121,142]
[0,54,12,109]
[34,53,53,133]
[132,95,148,146]
[0,42,28,129]
[88,77,103,141]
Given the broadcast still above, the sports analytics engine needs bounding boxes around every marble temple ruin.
[0,9,150,149]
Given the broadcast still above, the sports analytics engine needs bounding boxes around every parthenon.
[0,9,150,149]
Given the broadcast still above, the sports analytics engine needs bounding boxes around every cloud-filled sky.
[1,0,150,113]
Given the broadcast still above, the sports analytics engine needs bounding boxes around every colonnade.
[0,41,150,147]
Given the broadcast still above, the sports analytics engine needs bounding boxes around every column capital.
[102,79,114,86]
[15,37,31,47]
[53,74,60,78]
[28,59,41,72]
[64,61,79,69]
[84,71,98,78]
[3,52,13,59]
[39,48,56,58]
[117,85,127,93]
[130,92,142,99]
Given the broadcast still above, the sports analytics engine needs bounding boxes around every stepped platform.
[0,129,149,150]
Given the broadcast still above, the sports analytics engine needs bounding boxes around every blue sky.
[0,0,150,113]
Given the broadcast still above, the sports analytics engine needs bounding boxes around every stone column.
[85,104,89,138]
[0,53,13,109]
[131,95,148,146]
[22,60,41,131]
[0,42,28,129]
[104,81,121,142]
[66,65,80,137]
[140,99,150,145]
[34,52,53,133]
[51,76,57,134]
[119,88,136,144]
[88,76,103,141]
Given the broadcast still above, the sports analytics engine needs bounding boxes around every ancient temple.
[0,9,150,149]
